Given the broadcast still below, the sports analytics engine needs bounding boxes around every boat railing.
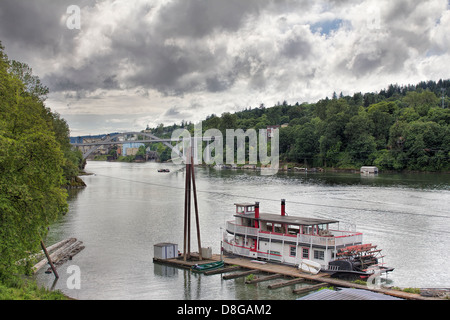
[321,264,340,272]
[223,240,250,257]
[226,221,363,248]
[226,221,259,237]
[257,251,282,262]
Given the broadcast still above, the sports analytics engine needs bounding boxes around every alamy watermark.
[171,123,279,176]
[67,265,81,290]
[367,266,382,290]
[66,5,81,30]
[366,5,381,31]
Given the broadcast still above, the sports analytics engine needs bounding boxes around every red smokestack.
[281,199,286,216]
[255,202,260,228]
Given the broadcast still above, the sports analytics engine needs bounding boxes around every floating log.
[222,269,259,280]
[245,273,283,284]
[46,238,77,254]
[204,266,241,276]
[17,238,77,266]
[292,282,327,294]
[268,277,305,289]
[45,242,85,273]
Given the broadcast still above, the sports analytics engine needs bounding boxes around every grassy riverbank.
[0,278,69,300]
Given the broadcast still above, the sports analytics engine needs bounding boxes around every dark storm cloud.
[0,0,65,47]
[28,0,280,96]
[0,0,92,52]
[282,36,312,59]
[154,0,267,38]
[0,0,317,97]
[384,0,418,24]
[44,59,121,93]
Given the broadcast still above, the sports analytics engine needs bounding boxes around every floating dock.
[153,253,440,300]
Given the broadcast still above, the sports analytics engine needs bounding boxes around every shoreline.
[84,159,450,175]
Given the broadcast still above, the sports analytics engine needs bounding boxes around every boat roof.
[234,212,339,226]
[234,203,256,207]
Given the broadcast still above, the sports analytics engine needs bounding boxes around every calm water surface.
[36,161,450,300]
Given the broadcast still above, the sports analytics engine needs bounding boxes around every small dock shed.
[154,243,178,260]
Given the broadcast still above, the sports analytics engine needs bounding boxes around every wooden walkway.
[153,254,439,300]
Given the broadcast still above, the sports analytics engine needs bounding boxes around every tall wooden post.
[191,154,202,261]
[183,147,190,261]
[40,240,59,279]
[183,139,203,261]
[187,152,191,260]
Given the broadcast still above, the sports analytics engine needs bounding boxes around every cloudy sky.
[0,0,449,136]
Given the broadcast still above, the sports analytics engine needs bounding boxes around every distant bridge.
[71,132,213,161]
[71,132,184,160]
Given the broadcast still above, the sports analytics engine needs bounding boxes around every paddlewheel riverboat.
[222,200,394,278]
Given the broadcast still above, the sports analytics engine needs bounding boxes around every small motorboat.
[158,169,170,173]
[191,260,225,273]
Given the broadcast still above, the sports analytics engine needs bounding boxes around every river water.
[35,161,450,300]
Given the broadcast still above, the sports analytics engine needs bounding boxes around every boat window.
[289,246,296,257]
[247,206,255,213]
[274,223,283,233]
[236,206,245,214]
[288,225,299,235]
[302,248,309,259]
[239,217,252,227]
[263,222,273,232]
[314,250,324,260]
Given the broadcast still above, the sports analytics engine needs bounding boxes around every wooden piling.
[183,149,190,261]
[190,154,202,261]
[292,282,327,295]
[222,269,259,280]
[182,143,203,262]
[245,274,283,284]
[204,266,241,276]
[268,277,305,289]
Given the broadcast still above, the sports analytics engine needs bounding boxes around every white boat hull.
[299,259,321,274]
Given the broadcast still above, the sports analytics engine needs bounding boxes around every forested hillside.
[152,80,450,172]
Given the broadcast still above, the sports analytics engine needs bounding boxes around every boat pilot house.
[223,200,392,276]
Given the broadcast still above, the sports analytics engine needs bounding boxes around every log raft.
[32,238,85,274]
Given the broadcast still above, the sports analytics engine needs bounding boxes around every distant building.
[126,148,139,156]
[361,166,379,174]
[266,125,280,138]
[123,142,144,157]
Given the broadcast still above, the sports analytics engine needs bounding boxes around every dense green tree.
[403,90,439,117]
[289,123,319,166]
[0,43,72,280]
